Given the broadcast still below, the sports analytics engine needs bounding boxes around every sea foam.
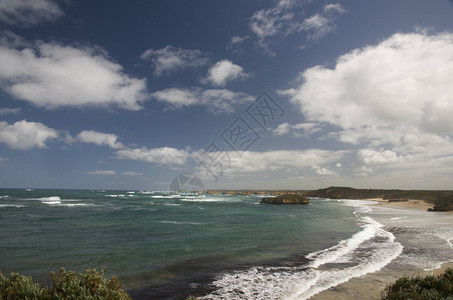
[201,215,402,300]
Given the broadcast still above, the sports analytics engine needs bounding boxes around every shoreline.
[309,198,453,300]
[365,197,434,211]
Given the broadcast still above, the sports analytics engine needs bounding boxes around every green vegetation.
[0,268,131,300]
[429,192,453,212]
[382,268,453,299]
[305,187,453,211]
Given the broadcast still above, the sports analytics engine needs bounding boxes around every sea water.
[0,189,451,299]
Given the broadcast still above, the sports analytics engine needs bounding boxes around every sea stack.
[261,194,310,205]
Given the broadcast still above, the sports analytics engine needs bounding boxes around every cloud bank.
[287,31,453,177]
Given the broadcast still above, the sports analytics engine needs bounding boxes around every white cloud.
[0,119,59,150]
[357,149,404,165]
[76,130,124,149]
[227,36,250,54]
[301,14,332,40]
[287,31,453,178]
[0,34,148,110]
[141,45,209,76]
[249,1,345,53]
[122,171,143,176]
[229,35,250,45]
[0,107,20,115]
[316,167,335,176]
[323,3,346,14]
[273,122,321,137]
[85,170,117,175]
[203,60,250,87]
[196,149,346,174]
[336,163,342,168]
[355,166,374,177]
[311,164,335,176]
[0,0,63,27]
[151,87,254,113]
[115,147,190,165]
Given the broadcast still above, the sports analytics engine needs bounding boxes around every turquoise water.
[0,189,370,299]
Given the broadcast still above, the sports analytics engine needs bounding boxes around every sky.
[1,0,453,190]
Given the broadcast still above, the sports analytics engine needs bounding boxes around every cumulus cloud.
[115,147,190,165]
[311,164,336,176]
[151,87,254,113]
[76,130,124,149]
[141,45,209,76]
[203,60,250,87]
[287,31,453,176]
[357,149,404,166]
[0,0,63,27]
[273,122,321,137]
[0,33,148,110]
[0,119,59,150]
[249,1,345,53]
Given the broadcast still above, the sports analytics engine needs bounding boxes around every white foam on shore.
[201,215,402,300]
[288,217,403,299]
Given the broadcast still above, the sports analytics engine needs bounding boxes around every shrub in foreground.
[0,268,131,300]
[382,268,453,299]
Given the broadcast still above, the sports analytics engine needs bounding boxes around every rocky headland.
[261,194,310,205]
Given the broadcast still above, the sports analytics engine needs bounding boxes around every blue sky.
[1,0,453,190]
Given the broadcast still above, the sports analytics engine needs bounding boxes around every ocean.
[1,189,452,299]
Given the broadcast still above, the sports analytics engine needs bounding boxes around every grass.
[382,268,453,299]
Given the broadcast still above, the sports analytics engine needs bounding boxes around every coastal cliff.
[261,194,310,205]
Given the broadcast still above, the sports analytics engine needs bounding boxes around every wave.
[180,197,242,203]
[39,196,61,201]
[0,204,24,208]
[151,195,182,199]
[157,221,203,225]
[0,195,9,199]
[201,216,402,300]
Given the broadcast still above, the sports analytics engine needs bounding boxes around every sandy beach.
[309,198,453,300]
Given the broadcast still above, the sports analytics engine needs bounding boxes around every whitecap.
[180,197,241,203]
[0,204,24,208]
[39,196,61,201]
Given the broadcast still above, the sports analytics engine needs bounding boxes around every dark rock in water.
[261,194,309,205]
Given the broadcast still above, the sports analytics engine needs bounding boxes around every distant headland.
[205,186,453,211]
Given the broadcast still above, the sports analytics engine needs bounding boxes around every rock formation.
[261,194,310,205]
